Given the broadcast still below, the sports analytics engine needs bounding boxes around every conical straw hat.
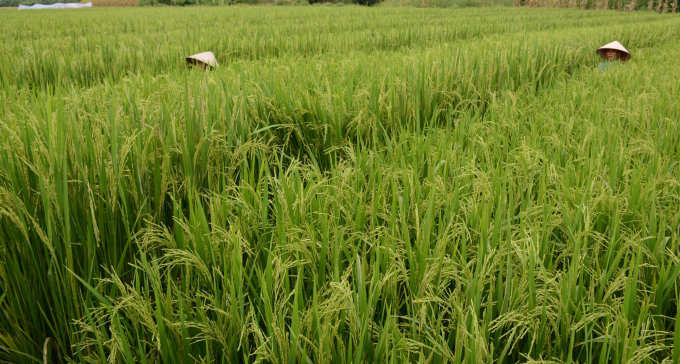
[186,52,219,68]
[596,41,631,62]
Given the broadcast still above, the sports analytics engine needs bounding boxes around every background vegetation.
[1,6,680,364]
[2,0,678,12]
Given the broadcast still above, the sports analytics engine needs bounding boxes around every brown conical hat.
[596,41,631,62]
[186,51,219,68]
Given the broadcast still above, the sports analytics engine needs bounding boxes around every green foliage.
[137,0,235,6]
[519,0,679,12]
[380,0,512,8]
[0,6,680,364]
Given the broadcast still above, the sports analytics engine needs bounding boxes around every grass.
[0,6,680,364]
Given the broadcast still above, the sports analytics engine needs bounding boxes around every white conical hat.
[186,51,219,68]
[596,41,631,62]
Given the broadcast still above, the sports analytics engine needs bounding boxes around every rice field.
[1,6,680,364]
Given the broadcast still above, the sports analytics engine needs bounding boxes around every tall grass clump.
[1,6,680,364]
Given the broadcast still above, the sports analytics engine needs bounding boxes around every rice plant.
[0,6,679,364]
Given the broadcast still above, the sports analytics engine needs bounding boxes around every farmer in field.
[186,51,219,69]
[596,41,631,72]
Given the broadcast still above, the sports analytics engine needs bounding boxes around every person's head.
[604,49,620,61]
[596,41,631,62]
[187,59,206,69]
[185,52,219,70]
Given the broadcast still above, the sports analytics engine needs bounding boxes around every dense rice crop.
[1,6,680,364]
